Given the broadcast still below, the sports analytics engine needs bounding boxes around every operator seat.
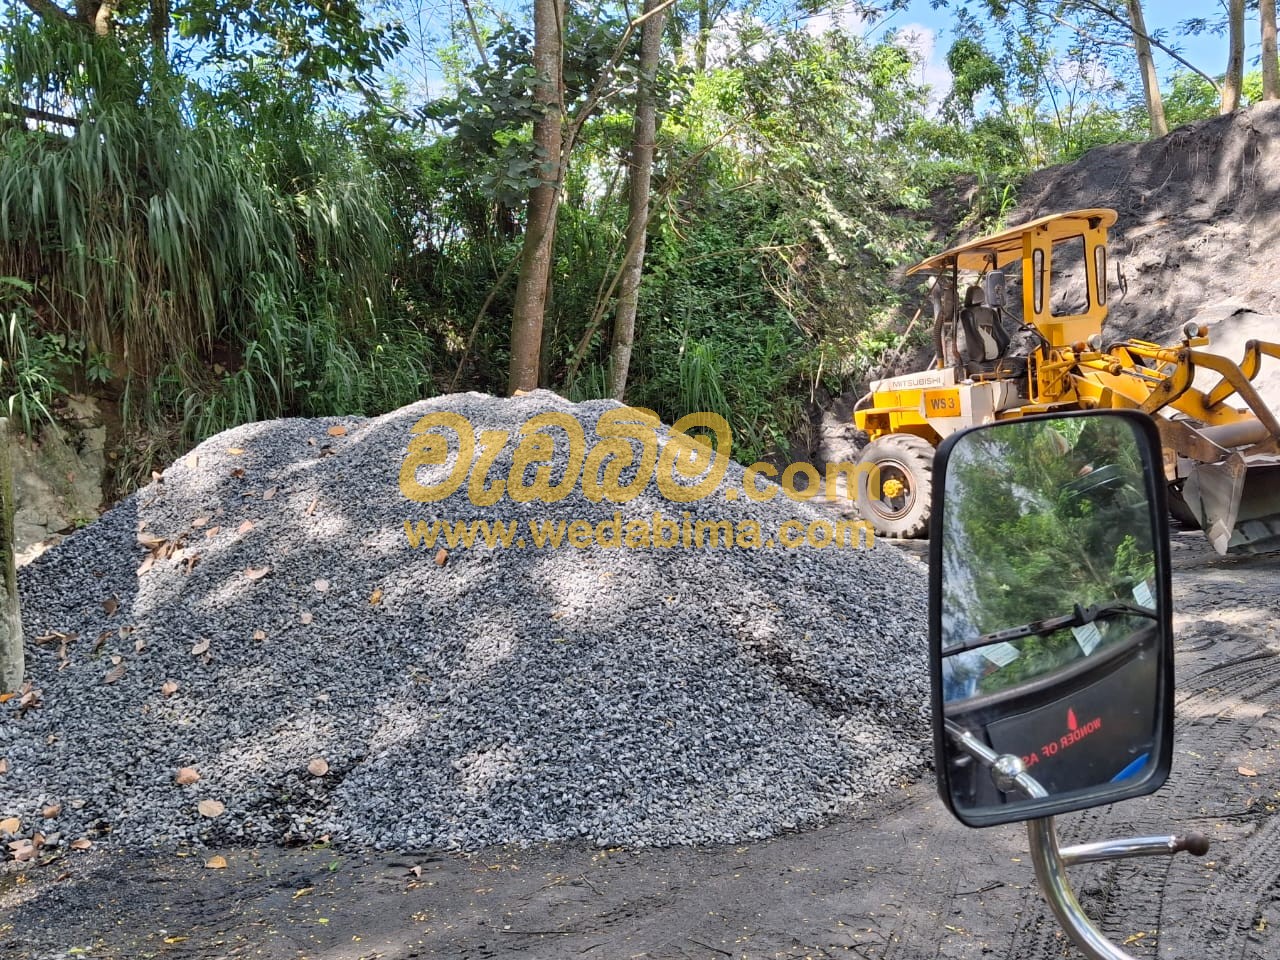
[959,285,1002,363]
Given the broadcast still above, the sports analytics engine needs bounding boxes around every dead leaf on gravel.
[0,817,19,834]
[10,840,34,862]
[69,838,92,851]
[192,517,209,528]
[409,865,422,878]
[300,611,314,625]
[136,555,155,576]
[175,767,200,786]
[370,588,383,605]
[327,425,347,437]
[137,532,166,551]
[134,637,146,654]
[191,638,211,656]
[237,520,255,535]
[161,680,179,697]
[0,759,8,775]
[252,629,267,641]
[228,447,245,456]
[306,499,318,516]
[41,803,61,819]
[245,566,270,581]
[103,664,125,684]
[314,579,330,592]
[110,655,122,666]
[102,595,119,616]
[435,549,448,567]
[205,526,221,539]
[230,467,245,479]
[205,855,228,869]
[1239,766,1258,777]
[263,486,277,501]
[293,885,315,898]
[198,799,225,818]
[307,758,329,777]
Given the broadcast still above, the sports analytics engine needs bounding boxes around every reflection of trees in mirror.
[941,417,1157,699]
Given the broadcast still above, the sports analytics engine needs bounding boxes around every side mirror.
[929,410,1174,827]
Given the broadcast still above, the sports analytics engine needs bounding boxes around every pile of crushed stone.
[2,391,929,852]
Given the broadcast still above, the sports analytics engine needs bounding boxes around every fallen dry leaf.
[102,596,120,616]
[237,520,254,535]
[205,526,221,539]
[228,447,245,456]
[230,467,245,479]
[245,566,270,581]
[293,885,315,898]
[137,532,166,551]
[198,799,226,818]
[69,838,92,851]
[10,841,34,862]
[306,499,318,516]
[175,767,200,786]
[191,638,211,657]
[300,611,314,625]
[0,816,19,833]
[370,588,383,606]
[252,629,267,641]
[205,854,228,869]
[307,758,329,777]
[327,425,347,437]
[161,680,179,697]
[136,555,155,576]
[0,759,8,775]
[110,655,122,666]
[192,517,209,528]
[435,549,448,567]
[41,803,61,819]
[0,693,12,704]
[134,637,146,654]
[1240,766,1258,777]
[409,865,423,878]
[263,486,277,500]
[314,579,330,592]
[103,664,125,684]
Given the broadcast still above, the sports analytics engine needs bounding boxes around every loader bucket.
[1180,453,1280,555]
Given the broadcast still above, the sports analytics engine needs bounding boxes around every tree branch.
[1065,0,1222,92]
[20,0,76,23]
[2,101,80,127]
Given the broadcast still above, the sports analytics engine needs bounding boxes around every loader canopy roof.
[906,208,1118,275]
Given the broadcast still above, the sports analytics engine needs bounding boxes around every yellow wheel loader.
[853,208,1280,554]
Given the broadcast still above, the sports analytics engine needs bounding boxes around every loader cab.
[909,208,1117,375]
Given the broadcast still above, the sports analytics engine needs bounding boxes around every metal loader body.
[853,207,1280,553]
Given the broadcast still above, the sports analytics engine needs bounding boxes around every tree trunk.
[695,0,709,73]
[1127,0,1167,137]
[0,419,24,693]
[609,0,667,401]
[1263,0,1279,100]
[508,0,564,394]
[1223,0,1246,113]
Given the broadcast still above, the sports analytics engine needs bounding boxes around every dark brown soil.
[3,534,1276,960]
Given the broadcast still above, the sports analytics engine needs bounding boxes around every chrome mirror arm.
[945,723,1209,960]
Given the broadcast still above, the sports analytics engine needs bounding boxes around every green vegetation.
[0,0,1275,484]
[940,417,1157,696]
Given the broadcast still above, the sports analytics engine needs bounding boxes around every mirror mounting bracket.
[946,723,1209,960]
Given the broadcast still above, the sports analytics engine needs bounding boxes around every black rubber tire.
[856,434,935,539]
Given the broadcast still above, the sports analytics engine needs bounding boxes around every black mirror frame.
[928,409,1175,828]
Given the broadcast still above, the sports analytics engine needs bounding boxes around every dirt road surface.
[2,532,1277,960]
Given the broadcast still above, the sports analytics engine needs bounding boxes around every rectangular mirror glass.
[929,411,1174,827]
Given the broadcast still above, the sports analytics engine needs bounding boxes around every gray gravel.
[3,391,928,852]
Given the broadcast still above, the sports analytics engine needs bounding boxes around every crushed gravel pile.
[3,391,928,852]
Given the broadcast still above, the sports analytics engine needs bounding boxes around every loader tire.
[856,434,934,539]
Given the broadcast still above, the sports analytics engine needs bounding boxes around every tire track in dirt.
[998,635,1280,960]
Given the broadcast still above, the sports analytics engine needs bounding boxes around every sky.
[849,1,1244,103]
